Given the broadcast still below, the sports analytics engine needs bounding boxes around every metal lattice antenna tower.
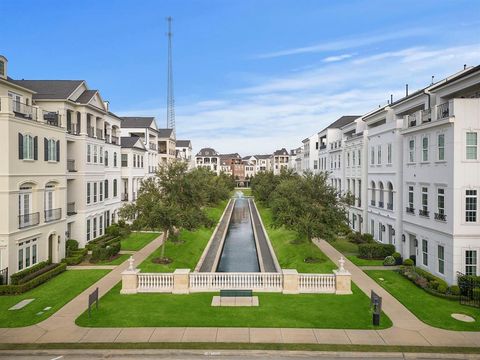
[166,16,175,132]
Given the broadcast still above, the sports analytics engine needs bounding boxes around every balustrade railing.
[87,126,95,138]
[189,272,283,292]
[9,99,38,120]
[96,128,104,140]
[387,202,393,210]
[298,274,335,293]
[378,201,384,208]
[138,273,174,292]
[43,111,61,127]
[421,109,431,123]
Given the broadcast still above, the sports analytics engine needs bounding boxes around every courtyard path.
[0,236,479,347]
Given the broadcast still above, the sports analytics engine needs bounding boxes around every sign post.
[88,287,99,318]
[370,290,382,326]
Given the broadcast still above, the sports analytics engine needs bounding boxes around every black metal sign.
[88,287,99,318]
[370,290,382,326]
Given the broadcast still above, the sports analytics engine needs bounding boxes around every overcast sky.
[2,0,480,155]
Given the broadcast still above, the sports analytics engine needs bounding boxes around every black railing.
[67,123,80,135]
[43,111,61,127]
[419,209,430,217]
[0,267,8,285]
[67,202,76,216]
[45,208,62,222]
[407,113,417,127]
[434,212,447,221]
[87,126,95,138]
[67,159,76,172]
[437,102,450,120]
[18,212,40,228]
[370,200,375,206]
[387,203,393,210]
[112,135,119,145]
[406,207,415,214]
[378,201,384,208]
[421,109,431,123]
[458,272,480,308]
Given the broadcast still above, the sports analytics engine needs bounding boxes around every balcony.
[419,209,430,217]
[4,98,38,121]
[67,159,76,172]
[105,134,111,143]
[406,207,415,214]
[43,111,61,127]
[320,145,326,150]
[67,202,76,216]
[45,208,62,222]
[67,123,80,135]
[121,193,128,201]
[378,201,384,208]
[112,135,119,145]
[87,126,95,138]
[434,212,447,221]
[421,109,431,123]
[96,128,104,140]
[387,202,393,210]
[18,212,40,229]
[437,102,450,120]
[149,143,157,150]
[370,200,375,206]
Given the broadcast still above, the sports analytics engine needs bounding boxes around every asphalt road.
[0,350,478,360]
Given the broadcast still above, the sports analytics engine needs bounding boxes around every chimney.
[390,94,393,104]
[431,75,435,84]
[104,101,110,112]
[0,55,7,80]
[464,64,467,70]
[405,84,409,97]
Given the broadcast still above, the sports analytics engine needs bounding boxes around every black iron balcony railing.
[419,209,430,217]
[45,208,62,222]
[67,202,76,216]
[43,111,61,127]
[112,135,119,145]
[378,201,384,208]
[67,159,76,172]
[370,200,375,206]
[437,102,450,120]
[18,212,40,229]
[434,212,447,221]
[421,109,431,123]
[387,202,393,210]
[406,206,415,214]
[407,113,417,127]
[67,123,80,135]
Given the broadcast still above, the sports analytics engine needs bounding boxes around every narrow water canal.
[216,197,260,272]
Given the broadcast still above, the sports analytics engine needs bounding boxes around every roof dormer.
[0,55,7,80]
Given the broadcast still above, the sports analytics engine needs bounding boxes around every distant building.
[176,139,193,168]
[195,147,220,175]
[273,148,289,175]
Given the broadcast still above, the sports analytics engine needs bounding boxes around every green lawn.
[139,200,229,272]
[330,237,385,266]
[76,282,391,329]
[366,270,480,331]
[120,232,160,251]
[0,269,110,327]
[256,203,336,273]
[236,188,252,197]
[95,253,130,266]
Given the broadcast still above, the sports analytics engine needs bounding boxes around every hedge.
[66,239,79,254]
[0,263,66,295]
[90,242,121,262]
[10,260,51,285]
[358,243,395,259]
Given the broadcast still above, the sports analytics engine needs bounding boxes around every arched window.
[113,152,117,167]
[371,181,376,205]
[388,182,394,210]
[379,182,384,207]
[113,179,117,197]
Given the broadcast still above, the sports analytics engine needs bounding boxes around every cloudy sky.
[2,0,480,155]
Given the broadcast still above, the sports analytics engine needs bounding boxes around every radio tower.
[166,16,175,133]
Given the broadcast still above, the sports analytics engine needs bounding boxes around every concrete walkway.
[0,236,479,347]
[358,265,400,270]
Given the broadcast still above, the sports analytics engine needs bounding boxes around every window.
[86,183,91,204]
[422,136,429,162]
[141,156,144,168]
[87,219,91,241]
[422,239,428,266]
[105,151,109,166]
[113,152,117,167]
[358,150,361,166]
[408,186,414,210]
[0,60,4,76]
[45,138,58,161]
[371,147,375,165]
[99,215,103,236]
[370,219,375,237]
[378,222,383,242]
[377,146,381,164]
[352,151,356,166]
[466,190,477,222]
[18,239,38,271]
[105,180,109,199]
[100,147,104,164]
[437,188,445,216]
[121,154,128,167]
[133,154,137,167]
[347,153,350,167]
[113,179,117,197]
[466,132,478,160]
[465,250,477,276]
[371,181,376,204]
[87,145,92,163]
[99,181,103,202]
[93,146,98,163]
[22,134,35,160]
[387,143,392,164]
[313,160,318,170]
[438,134,445,161]
[93,218,97,238]
[409,139,415,162]
[18,248,23,271]
[93,182,97,203]
[422,187,428,215]
[438,245,445,275]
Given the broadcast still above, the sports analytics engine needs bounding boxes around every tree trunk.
[160,228,169,259]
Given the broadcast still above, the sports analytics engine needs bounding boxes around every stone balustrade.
[121,256,352,295]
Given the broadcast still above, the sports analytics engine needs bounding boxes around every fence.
[458,272,480,308]
[189,272,282,292]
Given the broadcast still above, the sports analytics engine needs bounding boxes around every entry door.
[48,235,53,262]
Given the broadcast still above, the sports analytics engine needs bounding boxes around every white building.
[158,128,176,166]
[176,139,193,168]
[302,134,319,173]
[272,148,289,175]
[120,137,147,203]
[195,148,220,174]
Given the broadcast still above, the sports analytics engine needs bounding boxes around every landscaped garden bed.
[0,269,110,327]
[366,269,479,331]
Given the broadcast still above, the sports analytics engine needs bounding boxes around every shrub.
[448,285,460,295]
[0,263,66,295]
[473,288,480,299]
[414,268,448,289]
[436,283,448,294]
[90,241,121,262]
[62,254,84,266]
[383,256,396,266]
[66,239,79,254]
[106,224,121,237]
[403,258,414,266]
[392,252,402,265]
[362,233,374,243]
[10,260,51,285]
[358,243,395,259]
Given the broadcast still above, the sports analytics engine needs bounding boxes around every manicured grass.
[366,270,480,331]
[138,200,229,272]
[330,237,385,266]
[120,232,160,251]
[256,203,336,273]
[0,269,110,327]
[95,253,130,265]
[236,188,252,196]
[76,282,391,329]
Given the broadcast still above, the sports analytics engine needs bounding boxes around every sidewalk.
[0,236,479,347]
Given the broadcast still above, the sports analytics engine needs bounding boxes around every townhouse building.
[175,139,193,168]
[254,155,273,173]
[158,128,176,165]
[302,134,319,173]
[288,147,303,174]
[120,137,147,203]
[272,148,289,175]
[195,148,220,174]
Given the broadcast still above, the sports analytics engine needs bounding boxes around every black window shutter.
[44,138,48,161]
[18,133,24,159]
[33,136,38,160]
[56,140,60,162]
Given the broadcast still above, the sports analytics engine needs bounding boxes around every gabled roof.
[327,115,359,130]
[121,117,156,129]
[196,147,219,156]
[254,154,272,159]
[158,128,174,138]
[10,80,84,100]
[274,148,289,156]
[176,140,191,147]
[120,136,146,151]
[75,89,97,104]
